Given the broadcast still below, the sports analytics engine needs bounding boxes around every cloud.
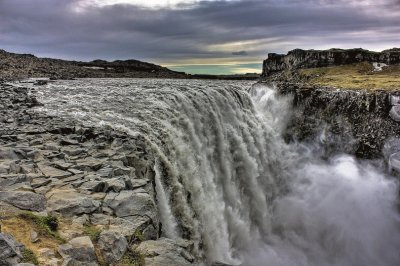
[0,0,399,73]
[232,51,248,56]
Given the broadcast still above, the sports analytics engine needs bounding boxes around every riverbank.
[0,83,197,265]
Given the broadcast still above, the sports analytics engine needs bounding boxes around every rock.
[46,188,100,216]
[31,177,52,189]
[58,236,98,266]
[135,238,194,266]
[98,230,128,265]
[96,167,113,178]
[0,191,46,211]
[52,161,73,171]
[62,147,86,157]
[390,105,400,122]
[0,233,23,265]
[30,230,39,243]
[80,180,107,192]
[105,177,126,192]
[60,138,79,146]
[74,159,103,171]
[103,191,157,221]
[38,163,72,179]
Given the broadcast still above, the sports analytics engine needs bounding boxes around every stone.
[135,238,194,266]
[98,230,128,265]
[38,163,72,179]
[103,191,157,221]
[0,191,46,211]
[62,147,86,157]
[74,159,103,171]
[80,180,107,192]
[96,167,113,178]
[46,188,100,216]
[31,177,52,189]
[30,230,39,243]
[0,233,23,265]
[60,138,79,146]
[52,161,73,171]
[58,236,98,266]
[105,177,126,192]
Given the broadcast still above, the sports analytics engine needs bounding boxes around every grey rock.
[98,230,128,265]
[135,238,194,266]
[58,236,98,266]
[96,167,113,178]
[0,233,23,265]
[103,191,157,221]
[105,177,126,192]
[0,191,46,211]
[38,163,72,179]
[62,147,86,157]
[47,188,100,216]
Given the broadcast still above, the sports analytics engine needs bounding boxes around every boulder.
[58,236,98,266]
[0,233,23,265]
[0,191,46,211]
[98,230,128,265]
[103,191,157,221]
[46,188,100,216]
[135,238,194,266]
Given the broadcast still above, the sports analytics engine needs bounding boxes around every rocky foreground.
[0,83,197,265]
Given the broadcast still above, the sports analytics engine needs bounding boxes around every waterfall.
[36,79,400,266]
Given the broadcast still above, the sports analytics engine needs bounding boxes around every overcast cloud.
[0,0,399,74]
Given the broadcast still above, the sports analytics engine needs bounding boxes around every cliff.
[262,48,400,77]
[278,84,400,158]
[260,48,400,159]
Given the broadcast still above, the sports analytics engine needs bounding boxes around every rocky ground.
[0,83,197,265]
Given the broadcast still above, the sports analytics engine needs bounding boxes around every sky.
[0,0,399,74]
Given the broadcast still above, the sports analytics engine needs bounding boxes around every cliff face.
[277,84,400,158]
[262,48,400,77]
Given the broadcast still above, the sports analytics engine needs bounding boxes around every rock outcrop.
[262,48,400,77]
[0,83,198,265]
[273,84,400,158]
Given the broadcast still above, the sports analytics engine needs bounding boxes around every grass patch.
[116,250,145,266]
[299,62,400,90]
[83,224,102,242]
[21,247,39,265]
[18,212,64,242]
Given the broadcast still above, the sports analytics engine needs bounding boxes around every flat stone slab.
[0,191,46,211]
[38,163,72,179]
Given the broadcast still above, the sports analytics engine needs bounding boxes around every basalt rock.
[274,83,400,158]
[262,48,400,77]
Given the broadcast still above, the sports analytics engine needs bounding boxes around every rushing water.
[34,79,400,266]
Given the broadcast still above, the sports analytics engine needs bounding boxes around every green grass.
[18,212,64,242]
[117,250,145,266]
[21,247,39,265]
[83,224,102,242]
[299,62,400,90]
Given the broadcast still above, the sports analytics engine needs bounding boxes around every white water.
[34,79,400,266]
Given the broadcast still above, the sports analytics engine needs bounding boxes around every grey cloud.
[0,0,399,64]
[232,51,248,56]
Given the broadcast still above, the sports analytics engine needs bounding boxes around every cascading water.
[34,78,400,266]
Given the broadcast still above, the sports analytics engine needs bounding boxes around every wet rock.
[58,236,98,266]
[0,191,46,211]
[0,233,23,265]
[98,230,128,265]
